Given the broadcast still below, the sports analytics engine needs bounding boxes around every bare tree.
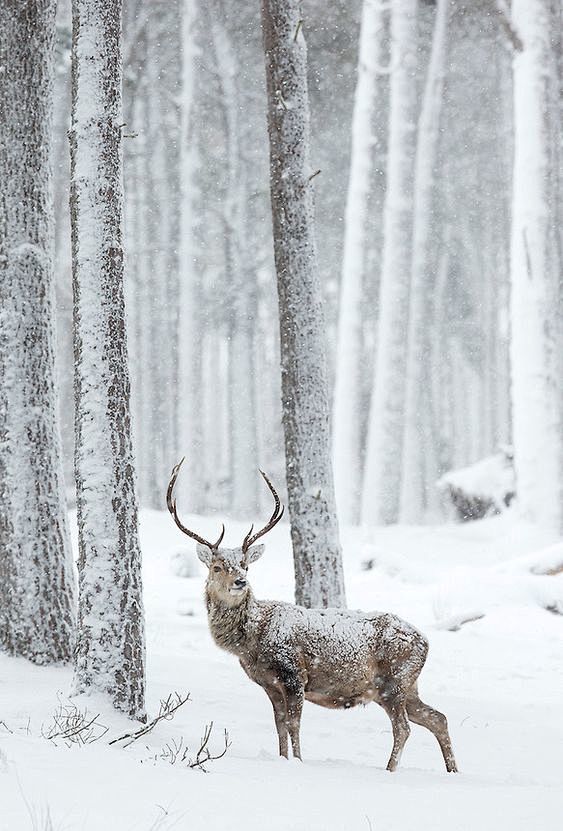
[509,0,563,530]
[261,0,346,607]
[399,0,448,523]
[209,0,260,517]
[123,0,181,510]
[177,0,206,514]
[70,0,146,719]
[0,0,76,664]
[332,0,389,526]
[362,0,419,525]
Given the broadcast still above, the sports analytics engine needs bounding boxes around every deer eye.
[213,566,222,573]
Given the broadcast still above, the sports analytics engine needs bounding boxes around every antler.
[242,470,284,553]
[167,458,225,551]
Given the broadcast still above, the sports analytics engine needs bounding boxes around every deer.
[167,459,458,773]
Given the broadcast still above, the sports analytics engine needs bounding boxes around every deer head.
[166,459,284,605]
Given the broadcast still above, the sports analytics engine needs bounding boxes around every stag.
[167,459,457,772]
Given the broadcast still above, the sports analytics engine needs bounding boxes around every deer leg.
[284,683,304,761]
[380,694,411,772]
[263,685,289,758]
[271,659,305,760]
[406,694,458,773]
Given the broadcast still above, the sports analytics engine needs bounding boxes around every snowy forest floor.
[1,510,562,831]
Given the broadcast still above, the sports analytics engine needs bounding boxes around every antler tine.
[213,524,226,550]
[242,524,254,553]
[242,471,285,553]
[166,458,225,551]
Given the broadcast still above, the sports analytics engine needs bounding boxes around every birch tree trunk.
[362,0,418,525]
[70,0,146,719]
[128,0,181,511]
[210,0,260,517]
[510,0,563,530]
[332,0,388,527]
[399,0,448,523]
[0,0,76,664]
[261,0,346,608]
[178,0,206,513]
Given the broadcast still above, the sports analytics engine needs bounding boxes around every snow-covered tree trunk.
[178,0,206,513]
[399,0,447,523]
[210,0,260,517]
[129,0,181,511]
[0,0,76,664]
[362,0,418,525]
[332,0,389,527]
[70,0,146,719]
[261,0,346,608]
[509,0,563,530]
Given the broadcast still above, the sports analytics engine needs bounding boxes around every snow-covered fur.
[197,543,458,772]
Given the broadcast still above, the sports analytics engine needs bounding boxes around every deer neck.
[205,586,253,656]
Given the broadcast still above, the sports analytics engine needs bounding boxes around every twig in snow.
[186,721,231,771]
[109,692,191,748]
[147,803,186,831]
[293,19,303,42]
[531,561,563,576]
[41,699,108,747]
[0,720,13,734]
[308,169,321,183]
[436,613,485,632]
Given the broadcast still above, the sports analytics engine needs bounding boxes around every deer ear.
[196,543,213,567]
[245,544,265,565]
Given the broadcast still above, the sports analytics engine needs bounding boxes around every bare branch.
[41,700,108,747]
[109,692,191,748]
[186,721,231,771]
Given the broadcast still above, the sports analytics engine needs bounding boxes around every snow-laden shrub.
[170,548,199,578]
[437,447,515,522]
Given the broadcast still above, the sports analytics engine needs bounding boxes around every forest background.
[47,0,533,528]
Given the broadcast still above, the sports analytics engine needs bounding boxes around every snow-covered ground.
[1,510,562,830]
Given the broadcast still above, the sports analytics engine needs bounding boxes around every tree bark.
[70,0,146,719]
[210,0,260,517]
[261,0,346,608]
[509,0,563,530]
[332,0,389,527]
[362,0,418,526]
[178,0,206,513]
[399,0,447,523]
[0,0,76,664]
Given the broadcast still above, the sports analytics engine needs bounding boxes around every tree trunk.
[399,0,447,523]
[261,0,346,608]
[0,0,76,664]
[362,0,418,526]
[509,0,563,530]
[70,0,146,719]
[178,0,206,513]
[332,0,389,527]
[210,0,260,517]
